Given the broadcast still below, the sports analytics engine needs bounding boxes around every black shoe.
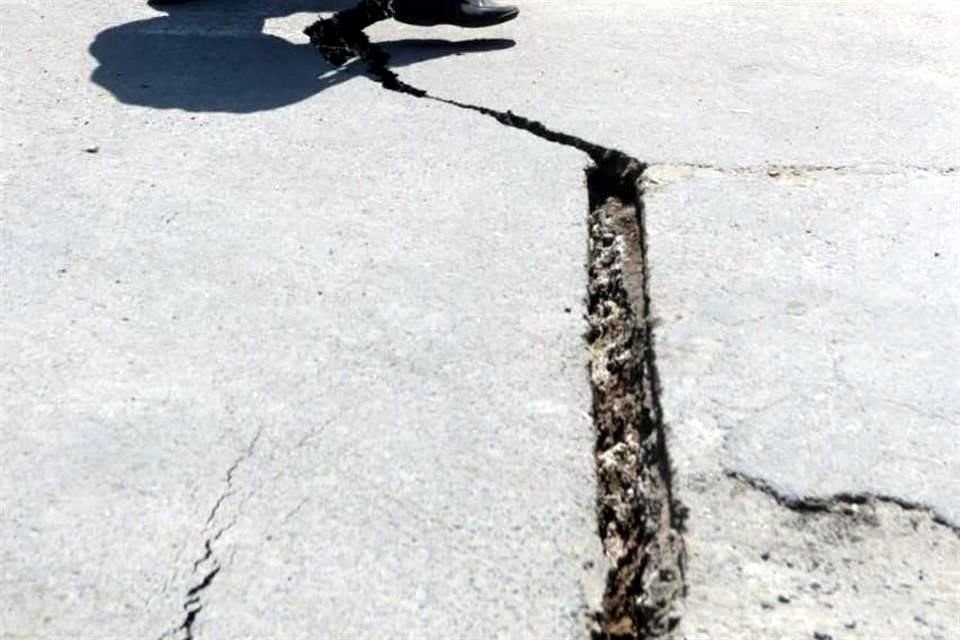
[393,0,519,28]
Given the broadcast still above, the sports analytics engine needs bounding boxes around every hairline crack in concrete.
[159,427,263,640]
[651,162,958,177]
[304,22,688,639]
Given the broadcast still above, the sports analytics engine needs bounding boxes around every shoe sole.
[398,8,519,28]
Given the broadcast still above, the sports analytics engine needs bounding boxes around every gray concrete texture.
[647,167,960,524]
[645,166,960,640]
[2,0,959,639]
[2,2,602,638]
[381,0,960,167]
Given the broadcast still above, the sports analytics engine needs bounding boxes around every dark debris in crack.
[586,171,687,639]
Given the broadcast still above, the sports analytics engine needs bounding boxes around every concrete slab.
[646,167,960,524]
[1,3,604,638]
[377,0,960,166]
[645,166,960,638]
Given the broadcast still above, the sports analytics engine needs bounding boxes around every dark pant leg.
[333,0,395,30]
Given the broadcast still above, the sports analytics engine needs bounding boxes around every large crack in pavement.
[305,21,687,639]
[585,173,687,638]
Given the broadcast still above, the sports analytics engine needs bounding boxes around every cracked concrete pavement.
[646,168,960,524]
[645,166,960,640]
[2,1,959,639]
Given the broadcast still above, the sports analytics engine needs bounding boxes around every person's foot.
[304,18,357,66]
[393,0,519,28]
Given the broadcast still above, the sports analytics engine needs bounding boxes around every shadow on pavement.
[89,0,515,113]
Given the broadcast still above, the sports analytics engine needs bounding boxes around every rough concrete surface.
[2,0,960,639]
[679,475,959,640]
[647,167,960,525]
[645,166,960,639]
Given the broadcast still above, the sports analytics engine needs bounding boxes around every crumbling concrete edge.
[727,470,960,535]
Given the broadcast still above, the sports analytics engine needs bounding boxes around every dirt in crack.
[586,170,687,639]
[306,19,688,639]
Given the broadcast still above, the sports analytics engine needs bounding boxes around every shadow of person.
[89,0,515,114]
